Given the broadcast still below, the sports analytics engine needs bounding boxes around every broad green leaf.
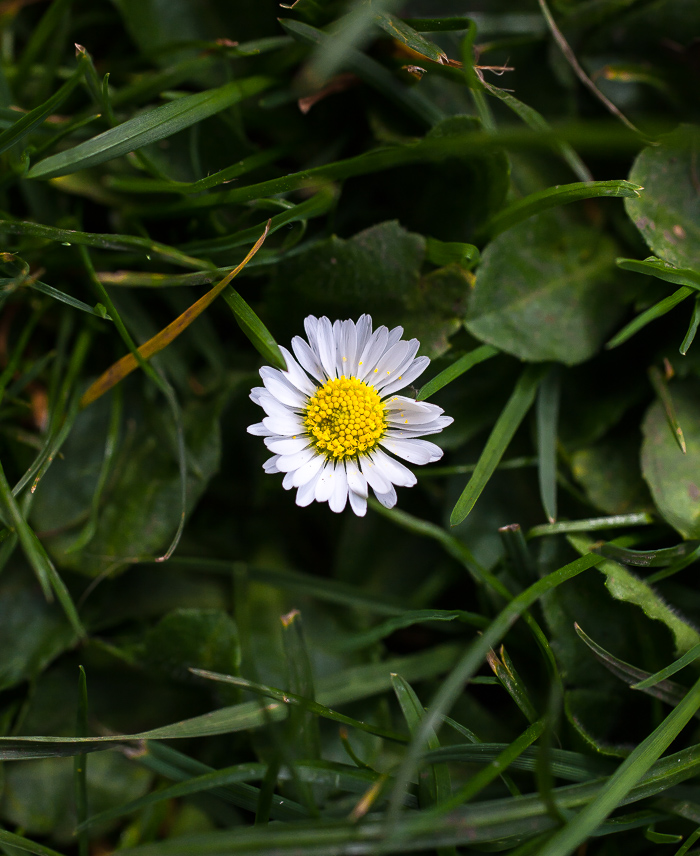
[571,437,651,516]
[142,609,240,681]
[27,77,273,179]
[31,391,223,577]
[466,214,623,364]
[625,125,700,269]
[570,535,700,656]
[642,382,700,539]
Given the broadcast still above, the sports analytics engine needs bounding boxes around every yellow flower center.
[304,376,386,460]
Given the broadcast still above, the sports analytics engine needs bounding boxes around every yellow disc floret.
[304,376,386,459]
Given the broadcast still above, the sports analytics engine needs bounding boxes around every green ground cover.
[1,0,700,853]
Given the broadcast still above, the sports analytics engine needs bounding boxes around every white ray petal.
[279,346,317,396]
[262,374,307,409]
[379,436,443,464]
[247,422,273,436]
[329,465,348,513]
[292,336,324,382]
[263,415,305,436]
[296,468,322,506]
[360,454,392,494]
[276,446,318,473]
[292,454,325,487]
[379,354,429,396]
[371,447,417,487]
[315,460,337,502]
[263,455,281,473]
[373,485,397,508]
[357,326,389,382]
[337,319,358,377]
[348,490,367,517]
[282,471,295,490]
[316,316,337,379]
[369,341,411,391]
[345,458,368,497]
[265,436,311,455]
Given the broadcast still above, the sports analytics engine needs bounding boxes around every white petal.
[263,455,281,473]
[276,447,318,473]
[263,415,304,436]
[329,465,348,513]
[345,458,368,498]
[380,437,443,465]
[359,454,392,494]
[257,391,296,419]
[354,315,373,364]
[315,460,337,502]
[247,422,273,436]
[296,470,321,506]
[292,336,324,382]
[357,326,388,382]
[265,437,311,455]
[379,355,430,397]
[303,315,320,353]
[280,345,317,396]
[348,490,367,517]
[373,485,397,508]
[262,374,307,409]
[316,317,337,379]
[337,319,357,377]
[385,396,445,425]
[371,448,417,487]
[386,325,404,349]
[292,453,325,487]
[384,415,453,438]
[370,341,411,391]
[282,471,295,490]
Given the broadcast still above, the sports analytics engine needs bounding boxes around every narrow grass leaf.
[649,364,686,453]
[74,666,88,856]
[191,669,408,744]
[527,513,652,537]
[450,364,545,526]
[80,223,270,407]
[483,81,591,181]
[536,367,560,522]
[488,646,539,723]
[280,18,443,128]
[647,542,700,584]
[574,623,687,707]
[373,12,448,64]
[633,643,700,690]
[0,219,207,270]
[221,285,285,369]
[391,674,451,810]
[281,610,321,760]
[28,279,111,319]
[680,295,700,354]
[386,551,603,822]
[481,180,642,240]
[27,76,273,179]
[617,257,700,290]
[536,674,700,856]
[0,55,89,157]
[417,344,498,400]
[673,826,700,856]
[607,286,693,348]
[424,237,479,267]
[439,720,545,812]
[596,540,700,568]
[0,455,84,637]
[0,829,67,856]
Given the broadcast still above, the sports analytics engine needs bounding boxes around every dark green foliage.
[2,1,700,854]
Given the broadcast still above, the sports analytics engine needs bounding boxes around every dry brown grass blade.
[80,221,270,408]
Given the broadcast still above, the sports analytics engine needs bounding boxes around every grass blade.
[537,367,560,523]
[0,55,88,157]
[28,76,273,179]
[632,643,700,689]
[417,344,498,400]
[680,295,700,355]
[481,180,642,240]
[450,364,545,526]
[80,223,270,407]
[221,285,285,369]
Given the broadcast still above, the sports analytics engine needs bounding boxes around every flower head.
[247,315,452,516]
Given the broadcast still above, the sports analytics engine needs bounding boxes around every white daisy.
[247,315,453,516]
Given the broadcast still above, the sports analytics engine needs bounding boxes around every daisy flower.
[247,315,453,516]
